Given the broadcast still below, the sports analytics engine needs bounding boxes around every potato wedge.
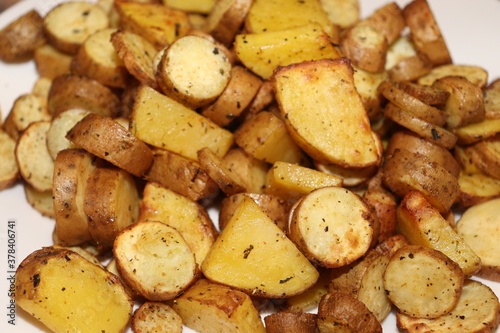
[284,270,331,313]
[139,182,218,265]
[352,66,388,121]
[396,280,500,333]
[457,198,500,282]
[115,0,190,50]
[44,2,109,55]
[145,148,219,201]
[201,196,319,298]
[289,186,374,268]
[264,311,317,333]
[15,247,133,333]
[71,28,129,88]
[384,245,463,318]
[85,166,140,248]
[0,9,45,62]
[114,221,199,301]
[317,292,382,333]
[234,110,308,165]
[397,191,482,277]
[132,301,183,333]
[273,58,381,168]
[172,279,266,333]
[47,74,120,117]
[245,0,337,39]
[67,113,153,177]
[15,121,54,192]
[52,149,95,246]
[130,85,233,162]
[265,161,343,202]
[0,129,19,190]
[234,23,342,79]
[156,35,232,109]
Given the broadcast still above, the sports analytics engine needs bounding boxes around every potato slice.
[455,118,500,145]
[398,81,450,106]
[139,182,218,265]
[132,301,183,333]
[71,28,129,88]
[397,191,482,277]
[201,66,262,127]
[403,0,451,66]
[352,66,388,121]
[417,64,489,88]
[15,247,133,333]
[0,129,19,190]
[433,75,485,129]
[67,113,153,177]
[318,0,359,29]
[201,196,319,298]
[264,311,317,333]
[114,221,199,301]
[205,0,253,46]
[85,166,140,248]
[485,78,500,119]
[44,2,109,55]
[145,148,219,201]
[48,74,120,117]
[53,149,95,246]
[156,35,232,109]
[3,93,50,141]
[315,161,378,188]
[24,183,54,218]
[172,279,266,333]
[468,135,500,180]
[161,0,216,14]
[457,198,500,282]
[111,30,159,90]
[396,280,500,333]
[130,85,233,162]
[457,171,500,208]
[265,161,343,202]
[317,292,382,333]
[384,102,457,149]
[289,186,374,268]
[274,58,381,168]
[46,109,90,160]
[384,245,463,318]
[15,121,54,192]
[329,250,391,322]
[222,148,268,194]
[0,9,45,62]
[34,44,72,80]
[115,0,190,50]
[234,23,342,79]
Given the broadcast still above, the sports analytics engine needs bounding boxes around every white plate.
[0,0,499,332]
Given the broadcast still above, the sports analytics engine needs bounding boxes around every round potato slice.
[132,302,183,333]
[0,129,19,190]
[47,109,90,160]
[156,35,232,108]
[44,2,109,55]
[397,280,500,333]
[289,186,374,268]
[113,221,198,301]
[383,245,464,319]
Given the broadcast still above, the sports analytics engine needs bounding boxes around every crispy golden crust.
[132,302,183,333]
[264,311,317,333]
[66,113,153,177]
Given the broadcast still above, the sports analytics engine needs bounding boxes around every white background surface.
[0,0,499,332]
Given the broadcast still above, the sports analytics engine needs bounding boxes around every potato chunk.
[15,247,133,333]
[273,58,381,168]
